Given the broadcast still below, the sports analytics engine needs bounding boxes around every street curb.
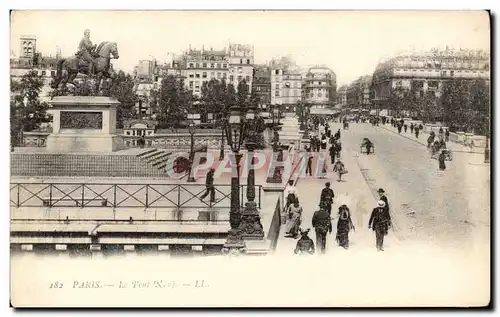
[378,125,484,155]
[350,151,405,243]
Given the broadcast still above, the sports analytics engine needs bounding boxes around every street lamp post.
[266,105,283,184]
[222,106,247,254]
[239,106,264,239]
[219,118,226,161]
[187,121,196,182]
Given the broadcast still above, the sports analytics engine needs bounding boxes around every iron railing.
[10,183,262,210]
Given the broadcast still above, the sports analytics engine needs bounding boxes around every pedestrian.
[403,123,408,133]
[445,129,450,142]
[312,202,333,254]
[438,150,447,171]
[362,138,373,155]
[305,148,313,177]
[329,144,337,164]
[419,123,423,131]
[377,188,390,213]
[336,204,355,249]
[320,182,335,215]
[410,123,414,133]
[368,200,392,251]
[334,129,341,140]
[284,179,299,209]
[294,228,315,255]
[332,158,347,182]
[335,141,342,159]
[415,126,420,138]
[199,168,216,203]
[438,127,444,141]
[397,123,402,134]
[285,201,303,238]
[321,135,327,150]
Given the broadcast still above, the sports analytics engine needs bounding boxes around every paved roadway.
[276,121,490,256]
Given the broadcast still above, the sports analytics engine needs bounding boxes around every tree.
[201,78,226,123]
[466,80,490,135]
[157,75,191,128]
[439,79,472,131]
[236,79,249,109]
[10,70,50,142]
[109,70,136,128]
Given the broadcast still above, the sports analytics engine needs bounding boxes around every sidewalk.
[378,124,485,154]
[274,147,402,256]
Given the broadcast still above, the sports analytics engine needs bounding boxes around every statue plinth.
[46,96,122,153]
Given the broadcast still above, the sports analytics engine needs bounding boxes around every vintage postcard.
[9,10,491,307]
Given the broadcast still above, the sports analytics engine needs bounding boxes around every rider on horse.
[76,29,98,75]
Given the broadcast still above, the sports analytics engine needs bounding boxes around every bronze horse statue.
[51,41,119,94]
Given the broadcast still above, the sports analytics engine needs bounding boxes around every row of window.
[189,72,230,79]
[274,90,301,97]
[188,62,228,69]
[188,79,251,89]
[274,82,301,89]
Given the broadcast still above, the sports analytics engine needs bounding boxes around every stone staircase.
[137,148,173,173]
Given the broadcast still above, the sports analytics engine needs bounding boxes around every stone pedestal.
[46,96,122,153]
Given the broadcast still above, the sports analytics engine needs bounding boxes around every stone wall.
[10,153,167,177]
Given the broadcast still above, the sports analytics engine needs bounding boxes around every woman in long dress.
[285,201,303,238]
[336,205,355,249]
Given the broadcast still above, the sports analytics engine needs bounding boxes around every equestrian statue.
[51,29,120,96]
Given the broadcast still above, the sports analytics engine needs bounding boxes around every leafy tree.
[439,79,472,131]
[236,79,249,109]
[10,70,50,142]
[466,80,490,135]
[157,75,191,128]
[109,70,136,128]
[201,78,226,123]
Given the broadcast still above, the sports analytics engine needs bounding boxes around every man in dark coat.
[377,188,389,213]
[403,123,408,133]
[320,182,335,215]
[414,126,420,138]
[305,147,313,176]
[368,200,392,251]
[410,123,414,133]
[200,168,216,203]
[294,228,315,255]
[312,202,332,254]
[329,144,337,164]
[335,142,342,158]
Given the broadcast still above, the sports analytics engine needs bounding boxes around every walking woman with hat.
[368,200,392,251]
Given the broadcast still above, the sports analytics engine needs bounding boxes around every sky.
[10,10,490,86]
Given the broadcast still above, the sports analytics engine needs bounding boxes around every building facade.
[371,48,490,110]
[336,85,348,108]
[270,68,302,112]
[181,47,230,97]
[253,65,271,109]
[302,67,337,116]
[346,75,372,110]
[10,36,58,103]
[227,44,254,93]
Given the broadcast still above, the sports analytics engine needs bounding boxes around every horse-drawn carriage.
[360,138,374,154]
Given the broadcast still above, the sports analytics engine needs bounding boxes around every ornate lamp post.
[219,118,226,161]
[239,106,264,239]
[222,106,247,254]
[266,106,283,184]
[187,121,196,182]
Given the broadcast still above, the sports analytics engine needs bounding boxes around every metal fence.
[10,183,262,210]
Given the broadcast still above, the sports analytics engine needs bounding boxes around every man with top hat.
[377,188,389,213]
[312,201,333,254]
[368,200,392,251]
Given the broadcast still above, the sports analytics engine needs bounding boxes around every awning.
[309,108,338,115]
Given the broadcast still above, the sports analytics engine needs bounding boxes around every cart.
[360,139,375,154]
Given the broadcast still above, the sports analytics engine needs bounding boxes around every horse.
[51,41,119,94]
